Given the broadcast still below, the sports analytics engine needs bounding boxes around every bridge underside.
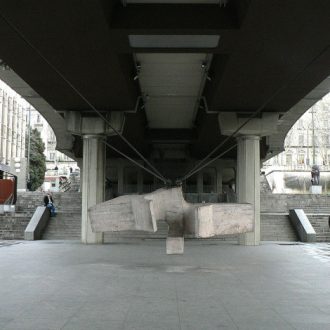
[0,1,330,244]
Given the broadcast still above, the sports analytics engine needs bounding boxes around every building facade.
[29,109,79,191]
[0,78,78,191]
[264,93,330,171]
[0,80,28,189]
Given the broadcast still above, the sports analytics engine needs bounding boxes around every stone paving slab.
[0,240,329,330]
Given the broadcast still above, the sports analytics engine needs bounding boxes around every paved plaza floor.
[0,239,330,330]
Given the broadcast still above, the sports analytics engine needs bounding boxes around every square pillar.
[237,136,260,246]
[82,135,105,244]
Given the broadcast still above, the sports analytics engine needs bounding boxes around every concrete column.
[237,135,260,246]
[81,135,105,244]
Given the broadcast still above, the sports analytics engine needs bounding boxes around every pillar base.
[310,185,322,194]
[239,232,260,246]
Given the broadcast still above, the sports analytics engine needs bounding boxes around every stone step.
[260,214,297,241]
[306,215,330,241]
[0,216,30,239]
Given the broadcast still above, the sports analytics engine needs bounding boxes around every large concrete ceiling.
[0,0,330,160]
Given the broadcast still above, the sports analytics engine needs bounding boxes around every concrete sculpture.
[89,187,254,254]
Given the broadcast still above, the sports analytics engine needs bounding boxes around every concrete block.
[289,209,316,242]
[309,185,322,194]
[89,195,156,233]
[25,206,50,240]
[89,187,254,253]
[166,237,184,254]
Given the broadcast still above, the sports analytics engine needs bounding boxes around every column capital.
[66,111,125,136]
[218,112,279,136]
[236,135,261,142]
[82,134,105,140]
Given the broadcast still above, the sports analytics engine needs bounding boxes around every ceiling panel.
[136,53,210,129]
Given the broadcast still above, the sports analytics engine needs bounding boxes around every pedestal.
[310,185,322,194]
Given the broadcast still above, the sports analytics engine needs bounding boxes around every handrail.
[60,179,71,192]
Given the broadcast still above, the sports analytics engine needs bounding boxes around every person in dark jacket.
[43,193,56,217]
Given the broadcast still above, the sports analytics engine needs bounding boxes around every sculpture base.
[166,237,184,254]
[310,185,322,194]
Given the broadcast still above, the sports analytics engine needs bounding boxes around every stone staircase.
[260,194,330,242]
[260,214,297,241]
[303,203,330,242]
[0,212,31,239]
[307,215,330,242]
[42,192,81,240]
[0,192,44,240]
[0,191,82,240]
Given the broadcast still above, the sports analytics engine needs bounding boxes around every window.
[298,152,305,164]
[49,152,55,160]
[286,153,292,166]
[298,134,304,146]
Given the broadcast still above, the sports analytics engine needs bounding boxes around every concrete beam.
[218,112,279,136]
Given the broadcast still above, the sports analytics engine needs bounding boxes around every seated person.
[43,193,56,217]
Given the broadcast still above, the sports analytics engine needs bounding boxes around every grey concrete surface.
[0,240,329,330]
